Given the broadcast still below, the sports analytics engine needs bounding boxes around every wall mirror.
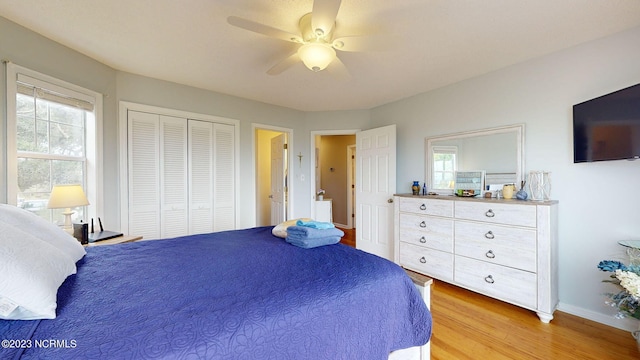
[425,124,525,195]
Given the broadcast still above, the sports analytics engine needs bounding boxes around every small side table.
[618,240,640,266]
[85,235,143,247]
[315,199,333,223]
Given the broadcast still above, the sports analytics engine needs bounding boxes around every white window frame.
[6,63,103,221]
[430,145,458,193]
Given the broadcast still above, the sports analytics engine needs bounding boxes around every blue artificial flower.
[598,259,640,321]
[597,260,628,272]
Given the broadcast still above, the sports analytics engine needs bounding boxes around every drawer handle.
[420,204,427,210]
[485,231,495,239]
[419,256,427,264]
[484,275,495,284]
[485,209,495,218]
[419,236,426,243]
[419,221,427,228]
[485,250,496,259]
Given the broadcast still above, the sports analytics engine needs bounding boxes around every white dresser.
[394,194,558,322]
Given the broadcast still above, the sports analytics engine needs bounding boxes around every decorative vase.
[317,195,323,201]
[502,184,515,199]
[516,180,528,200]
[527,171,551,201]
[412,181,420,195]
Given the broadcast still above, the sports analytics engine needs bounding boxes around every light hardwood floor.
[338,228,639,359]
[338,227,355,247]
[431,281,640,359]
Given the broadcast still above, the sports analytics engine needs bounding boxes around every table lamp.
[47,184,90,234]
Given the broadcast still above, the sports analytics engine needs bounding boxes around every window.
[6,63,102,224]
[432,146,457,191]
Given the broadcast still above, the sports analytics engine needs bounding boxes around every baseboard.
[334,222,349,229]
[557,302,638,332]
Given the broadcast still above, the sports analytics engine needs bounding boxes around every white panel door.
[270,134,286,225]
[188,120,214,235]
[213,123,235,231]
[160,115,188,238]
[128,111,161,240]
[356,125,396,260]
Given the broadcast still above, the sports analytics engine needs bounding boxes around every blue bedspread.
[1,226,431,359]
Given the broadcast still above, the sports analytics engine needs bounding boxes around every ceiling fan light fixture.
[298,43,336,72]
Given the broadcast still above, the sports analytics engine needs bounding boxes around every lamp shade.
[48,184,90,209]
[297,43,336,72]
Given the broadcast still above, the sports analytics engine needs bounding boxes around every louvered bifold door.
[188,120,214,235]
[160,116,188,238]
[213,123,235,231]
[128,111,161,240]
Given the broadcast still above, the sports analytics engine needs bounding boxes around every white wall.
[371,26,640,331]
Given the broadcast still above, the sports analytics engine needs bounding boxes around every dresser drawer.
[455,256,537,309]
[454,221,537,272]
[399,197,454,217]
[400,243,454,282]
[455,201,536,227]
[399,213,454,252]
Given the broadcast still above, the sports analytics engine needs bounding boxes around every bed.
[0,209,431,360]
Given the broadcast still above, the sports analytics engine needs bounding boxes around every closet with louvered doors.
[125,109,236,240]
[188,120,235,234]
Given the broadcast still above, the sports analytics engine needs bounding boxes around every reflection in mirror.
[425,124,525,195]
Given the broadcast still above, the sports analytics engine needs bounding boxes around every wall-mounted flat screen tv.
[573,83,640,163]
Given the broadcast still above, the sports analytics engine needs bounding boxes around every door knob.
[387,198,394,203]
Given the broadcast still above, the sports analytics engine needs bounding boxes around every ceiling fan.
[228,0,368,75]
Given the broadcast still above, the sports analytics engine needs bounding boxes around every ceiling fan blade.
[326,56,350,79]
[228,16,302,43]
[311,0,342,36]
[266,52,300,75]
[332,35,381,52]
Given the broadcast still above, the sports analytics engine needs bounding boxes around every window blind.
[16,74,94,112]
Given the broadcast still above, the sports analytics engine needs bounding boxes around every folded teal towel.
[286,235,342,249]
[287,226,344,240]
[296,219,335,229]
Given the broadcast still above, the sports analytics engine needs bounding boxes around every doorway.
[255,127,292,226]
[311,131,357,245]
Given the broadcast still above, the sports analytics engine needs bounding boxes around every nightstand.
[84,235,143,247]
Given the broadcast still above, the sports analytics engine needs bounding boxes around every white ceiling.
[2,0,640,112]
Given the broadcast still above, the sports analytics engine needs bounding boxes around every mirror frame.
[425,124,525,195]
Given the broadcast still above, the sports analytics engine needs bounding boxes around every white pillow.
[0,222,77,320]
[0,204,86,262]
[272,218,312,238]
